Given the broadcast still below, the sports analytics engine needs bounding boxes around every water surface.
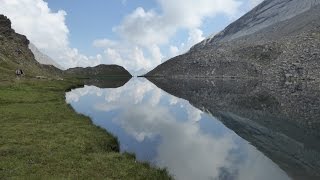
[66,78,297,180]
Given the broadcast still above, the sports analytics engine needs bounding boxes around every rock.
[285,74,293,78]
[0,15,12,35]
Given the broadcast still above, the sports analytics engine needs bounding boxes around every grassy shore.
[0,78,171,179]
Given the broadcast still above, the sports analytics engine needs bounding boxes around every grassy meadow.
[0,77,171,179]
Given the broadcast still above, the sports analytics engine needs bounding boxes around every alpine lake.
[66,77,320,180]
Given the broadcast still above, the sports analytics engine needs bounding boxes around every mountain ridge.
[146,0,320,80]
[64,64,132,78]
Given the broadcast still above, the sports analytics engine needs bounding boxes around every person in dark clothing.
[15,69,24,77]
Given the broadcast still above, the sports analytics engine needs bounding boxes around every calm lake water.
[66,78,320,180]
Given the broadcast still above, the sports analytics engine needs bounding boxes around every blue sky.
[45,0,158,56]
[0,0,262,73]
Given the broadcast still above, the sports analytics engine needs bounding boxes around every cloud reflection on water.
[66,78,290,180]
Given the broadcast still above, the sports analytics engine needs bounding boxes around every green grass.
[0,78,171,179]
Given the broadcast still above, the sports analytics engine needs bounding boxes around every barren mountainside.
[196,0,320,47]
[29,43,64,70]
[147,0,320,80]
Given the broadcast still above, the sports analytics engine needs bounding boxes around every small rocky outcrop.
[0,15,32,64]
[83,77,132,88]
[64,64,132,78]
[0,15,14,36]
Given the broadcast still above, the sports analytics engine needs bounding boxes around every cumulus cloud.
[104,46,154,73]
[169,45,179,57]
[170,28,207,56]
[114,0,241,47]
[94,0,244,73]
[93,39,118,48]
[114,7,174,47]
[188,28,206,45]
[158,0,242,28]
[0,0,101,69]
[186,105,203,122]
[249,0,264,8]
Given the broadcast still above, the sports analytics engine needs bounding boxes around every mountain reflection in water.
[147,77,320,180]
[66,77,319,180]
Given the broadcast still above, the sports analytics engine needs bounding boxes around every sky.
[0,0,263,74]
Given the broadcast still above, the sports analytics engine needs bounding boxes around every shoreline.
[0,78,171,179]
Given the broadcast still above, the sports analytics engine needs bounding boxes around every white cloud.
[169,45,179,57]
[114,7,174,47]
[114,0,241,47]
[93,39,118,48]
[103,46,154,73]
[249,0,264,8]
[158,0,242,28]
[187,28,205,45]
[66,85,103,103]
[0,0,101,69]
[94,0,244,73]
[170,28,206,56]
[0,0,68,51]
[186,105,203,122]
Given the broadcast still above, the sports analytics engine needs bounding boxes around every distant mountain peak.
[28,43,64,70]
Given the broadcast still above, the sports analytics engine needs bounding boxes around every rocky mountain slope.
[64,64,132,78]
[0,15,53,79]
[29,43,63,70]
[146,0,320,80]
[195,0,320,46]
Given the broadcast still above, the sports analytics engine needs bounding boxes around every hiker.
[15,69,24,77]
